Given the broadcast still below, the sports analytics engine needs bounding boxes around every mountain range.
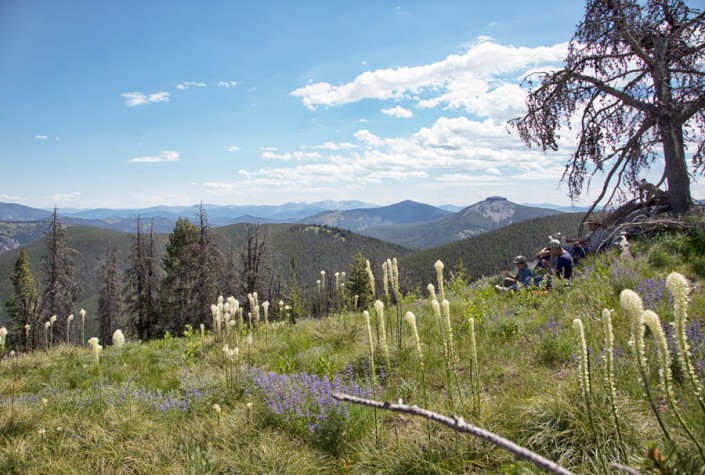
[0,197,565,254]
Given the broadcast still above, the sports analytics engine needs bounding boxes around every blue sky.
[1,0,682,209]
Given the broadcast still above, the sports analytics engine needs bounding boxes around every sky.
[1,0,700,210]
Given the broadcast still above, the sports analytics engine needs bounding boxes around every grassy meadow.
[2,228,705,474]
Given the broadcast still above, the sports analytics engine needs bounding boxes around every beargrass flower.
[363,310,379,443]
[427,283,436,302]
[212,403,221,413]
[64,314,73,343]
[602,309,625,453]
[435,260,445,300]
[666,272,704,410]
[621,288,673,441]
[365,260,375,298]
[645,309,705,457]
[382,261,390,298]
[78,308,86,346]
[573,318,590,398]
[112,329,125,349]
[88,337,102,360]
[0,327,7,346]
[621,289,647,368]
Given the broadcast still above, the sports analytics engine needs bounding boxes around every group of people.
[495,216,607,293]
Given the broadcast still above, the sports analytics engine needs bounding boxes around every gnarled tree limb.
[333,393,575,475]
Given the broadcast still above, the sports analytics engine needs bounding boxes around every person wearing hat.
[495,255,533,292]
[569,216,608,261]
[544,239,573,281]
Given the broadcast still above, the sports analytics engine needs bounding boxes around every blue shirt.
[555,251,573,279]
[516,265,533,285]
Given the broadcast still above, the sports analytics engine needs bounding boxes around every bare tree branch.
[333,393,576,475]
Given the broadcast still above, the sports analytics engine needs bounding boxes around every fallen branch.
[333,393,575,475]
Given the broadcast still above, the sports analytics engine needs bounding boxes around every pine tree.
[125,217,161,340]
[40,208,78,342]
[160,216,200,333]
[5,251,41,350]
[192,204,221,327]
[348,252,374,310]
[98,243,123,344]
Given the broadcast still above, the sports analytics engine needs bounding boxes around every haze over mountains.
[0,197,566,253]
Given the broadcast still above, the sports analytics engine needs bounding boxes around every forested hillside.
[399,212,585,288]
[0,223,412,329]
[362,197,560,248]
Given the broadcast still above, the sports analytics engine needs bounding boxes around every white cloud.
[381,105,413,118]
[316,141,357,151]
[128,150,180,163]
[122,91,171,107]
[46,192,81,205]
[197,114,576,205]
[218,81,239,88]
[34,135,48,140]
[176,81,206,90]
[0,193,21,201]
[224,145,241,152]
[290,41,567,113]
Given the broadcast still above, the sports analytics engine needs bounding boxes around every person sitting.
[535,232,567,269]
[535,239,573,289]
[568,216,608,262]
[495,255,533,292]
[547,239,573,282]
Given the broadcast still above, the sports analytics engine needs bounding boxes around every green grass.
[2,227,705,474]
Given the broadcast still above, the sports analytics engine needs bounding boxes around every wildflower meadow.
[1,231,705,474]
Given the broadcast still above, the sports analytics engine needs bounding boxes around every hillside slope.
[399,212,585,287]
[362,196,560,248]
[302,200,452,232]
[0,223,413,326]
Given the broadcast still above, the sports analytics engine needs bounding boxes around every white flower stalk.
[643,311,675,402]
[374,300,389,357]
[262,301,269,324]
[253,305,260,325]
[320,270,326,290]
[427,283,436,302]
[573,318,590,398]
[246,333,253,347]
[200,323,205,338]
[49,316,56,348]
[391,258,400,298]
[217,295,224,305]
[442,300,457,361]
[335,272,340,292]
[247,293,255,311]
[363,310,379,444]
[382,260,390,298]
[80,308,86,346]
[434,260,445,301]
[365,260,376,298]
[316,280,321,293]
[666,272,704,408]
[215,314,222,333]
[621,289,672,442]
[602,308,625,452]
[405,312,423,360]
[112,329,125,349]
[252,292,258,307]
[0,327,6,355]
[87,337,102,362]
[66,314,74,342]
[468,317,481,416]
[354,295,359,308]
[645,309,705,457]
[44,320,50,348]
[621,289,647,368]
